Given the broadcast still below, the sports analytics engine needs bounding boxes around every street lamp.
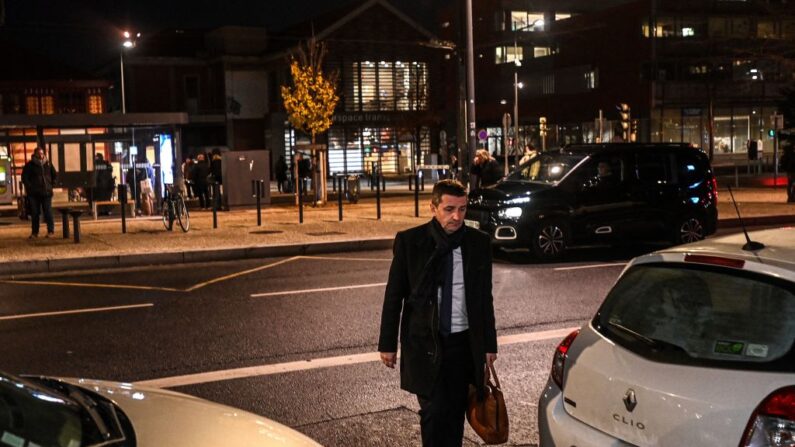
[120,30,140,114]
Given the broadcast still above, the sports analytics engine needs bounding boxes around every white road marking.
[251,282,387,298]
[135,325,580,388]
[298,255,392,262]
[553,263,626,271]
[0,303,154,321]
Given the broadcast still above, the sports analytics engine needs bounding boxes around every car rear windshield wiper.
[607,321,687,353]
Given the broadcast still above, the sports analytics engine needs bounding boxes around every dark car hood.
[469,181,552,206]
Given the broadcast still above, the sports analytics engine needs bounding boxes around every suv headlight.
[498,207,523,219]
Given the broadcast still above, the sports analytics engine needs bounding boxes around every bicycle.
[162,184,190,232]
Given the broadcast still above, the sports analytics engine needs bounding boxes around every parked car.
[0,370,321,446]
[538,227,795,446]
[465,143,718,259]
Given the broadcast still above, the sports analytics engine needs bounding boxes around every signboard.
[478,129,488,141]
[417,164,451,170]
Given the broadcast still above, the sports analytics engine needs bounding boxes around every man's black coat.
[378,221,498,397]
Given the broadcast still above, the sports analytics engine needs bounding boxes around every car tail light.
[684,254,745,269]
[551,329,580,390]
[739,386,795,447]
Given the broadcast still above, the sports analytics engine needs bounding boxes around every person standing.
[191,153,211,209]
[378,179,498,447]
[471,149,502,189]
[274,155,288,193]
[21,147,58,239]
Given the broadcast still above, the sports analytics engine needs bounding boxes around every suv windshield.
[594,263,795,372]
[506,152,585,184]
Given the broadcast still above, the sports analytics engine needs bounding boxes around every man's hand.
[380,352,397,369]
[486,353,498,368]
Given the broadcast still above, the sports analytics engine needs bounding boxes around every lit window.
[40,96,54,115]
[682,27,695,36]
[88,95,103,114]
[584,70,598,89]
[495,46,523,64]
[511,11,545,32]
[534,47,553,58]
[25,96,40,115]
[556,13,571,21]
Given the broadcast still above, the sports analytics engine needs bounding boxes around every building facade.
[440,0,795,161]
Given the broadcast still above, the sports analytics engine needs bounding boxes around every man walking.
[21,147,57,238]
[379,179,498,446]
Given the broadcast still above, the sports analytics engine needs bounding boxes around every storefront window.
[495,46,523,64]
[660,108,681,143]
[682,108,703,149]
[713,108,734,153]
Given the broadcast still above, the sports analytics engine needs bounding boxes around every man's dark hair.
[431,179,467,206]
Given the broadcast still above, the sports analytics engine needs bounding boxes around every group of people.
[181,148,223,209]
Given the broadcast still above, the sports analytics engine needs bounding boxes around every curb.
[717,214,795,229]
[0,238,394,278]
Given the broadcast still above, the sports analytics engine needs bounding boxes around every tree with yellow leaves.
[281,38,339,205]
[281,38,339,144]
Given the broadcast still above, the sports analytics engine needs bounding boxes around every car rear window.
[593,263,795,372]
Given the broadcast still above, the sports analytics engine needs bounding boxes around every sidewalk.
[1,187,794,277]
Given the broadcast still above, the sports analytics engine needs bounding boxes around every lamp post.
[120,30,139,114]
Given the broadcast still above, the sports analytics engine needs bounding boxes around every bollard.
[298,176,304,224]
[381,174,386,192]
[255,180,263,226]
[408,176,413,191]
[414,173,420,217]
[118,184,128,234]
[212,182,219,229]
[58,208,71,239]
[376,173,382,221]
[69,210,83,244]
[420,174,425,191]
[337,175,343,222]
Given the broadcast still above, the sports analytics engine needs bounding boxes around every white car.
[0,371,321,446]
[538,227,795,446]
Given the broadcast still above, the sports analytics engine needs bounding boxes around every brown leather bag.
[466,362,509,444]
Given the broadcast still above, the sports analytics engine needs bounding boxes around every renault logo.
[623,389,637,412]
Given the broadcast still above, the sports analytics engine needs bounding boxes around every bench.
[92,200,134,220]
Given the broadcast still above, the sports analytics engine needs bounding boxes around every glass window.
[495,46,523,64]
[730,17,751,37]
[40,96,54,114]
[757,20,779,39]
[542,75,555,95]
[88,95,103,114]
[25,96,40,115]
[635,152,674,185]
[595,264,795,371]
[533,47,553,58]
[708,17,730,37]
[584,70,598,89]
[509,152,585,184]
[345,61,427,112]
[511,11,545,32]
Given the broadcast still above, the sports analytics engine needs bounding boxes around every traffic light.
[630,119,639,142]
[769,129,776,138]
[539,116,548,137]
[617,103,631,141]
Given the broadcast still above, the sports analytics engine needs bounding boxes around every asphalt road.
[0,242,680,446]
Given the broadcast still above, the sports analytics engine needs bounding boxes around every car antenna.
[727,185,765,251]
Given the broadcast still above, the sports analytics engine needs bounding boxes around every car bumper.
[538,377,633,447]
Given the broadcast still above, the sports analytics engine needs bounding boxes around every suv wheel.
[672,215,705,245]
[531,220,568,260]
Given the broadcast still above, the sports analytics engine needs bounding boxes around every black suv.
[465,143,718,259]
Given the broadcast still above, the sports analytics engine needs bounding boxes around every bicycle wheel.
[162,200,173,231]
[176,195,190,232]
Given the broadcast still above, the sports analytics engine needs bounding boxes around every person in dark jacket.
[191,153,211,209]
[274,155,288,193]
[210,148,223,184]
[379,179,498,447]
[470,149,502,189]
[21,147,58,238]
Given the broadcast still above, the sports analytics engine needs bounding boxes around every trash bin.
[346,174,360,204]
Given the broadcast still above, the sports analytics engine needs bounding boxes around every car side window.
[579,156,624,191]
[635,152,677,185]
[677,152,706,186]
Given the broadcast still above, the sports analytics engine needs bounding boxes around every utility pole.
[465,0,477,185]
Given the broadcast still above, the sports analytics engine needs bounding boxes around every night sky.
[2,0,437,73]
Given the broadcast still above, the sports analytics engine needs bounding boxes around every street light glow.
[123,40,134,48]
[517,82,524,89]
[123,31,130,38]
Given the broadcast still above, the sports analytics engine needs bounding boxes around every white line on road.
[135,325,579,388]
[553,263,626,271]
[0,303,154,321]
[251,282,387,298]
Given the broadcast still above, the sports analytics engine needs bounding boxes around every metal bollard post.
[212,182,219,229]
[255,180,262,226]
[337,175,343,222]
[118,184,128,234]
[381,173,386,191]
[408,176,413,191]
[376,174,382,221]
[420,174,425,191]
[298,176,304,224]
[415,173,420,217]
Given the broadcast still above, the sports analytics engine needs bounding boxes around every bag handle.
[485,362,501,390]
